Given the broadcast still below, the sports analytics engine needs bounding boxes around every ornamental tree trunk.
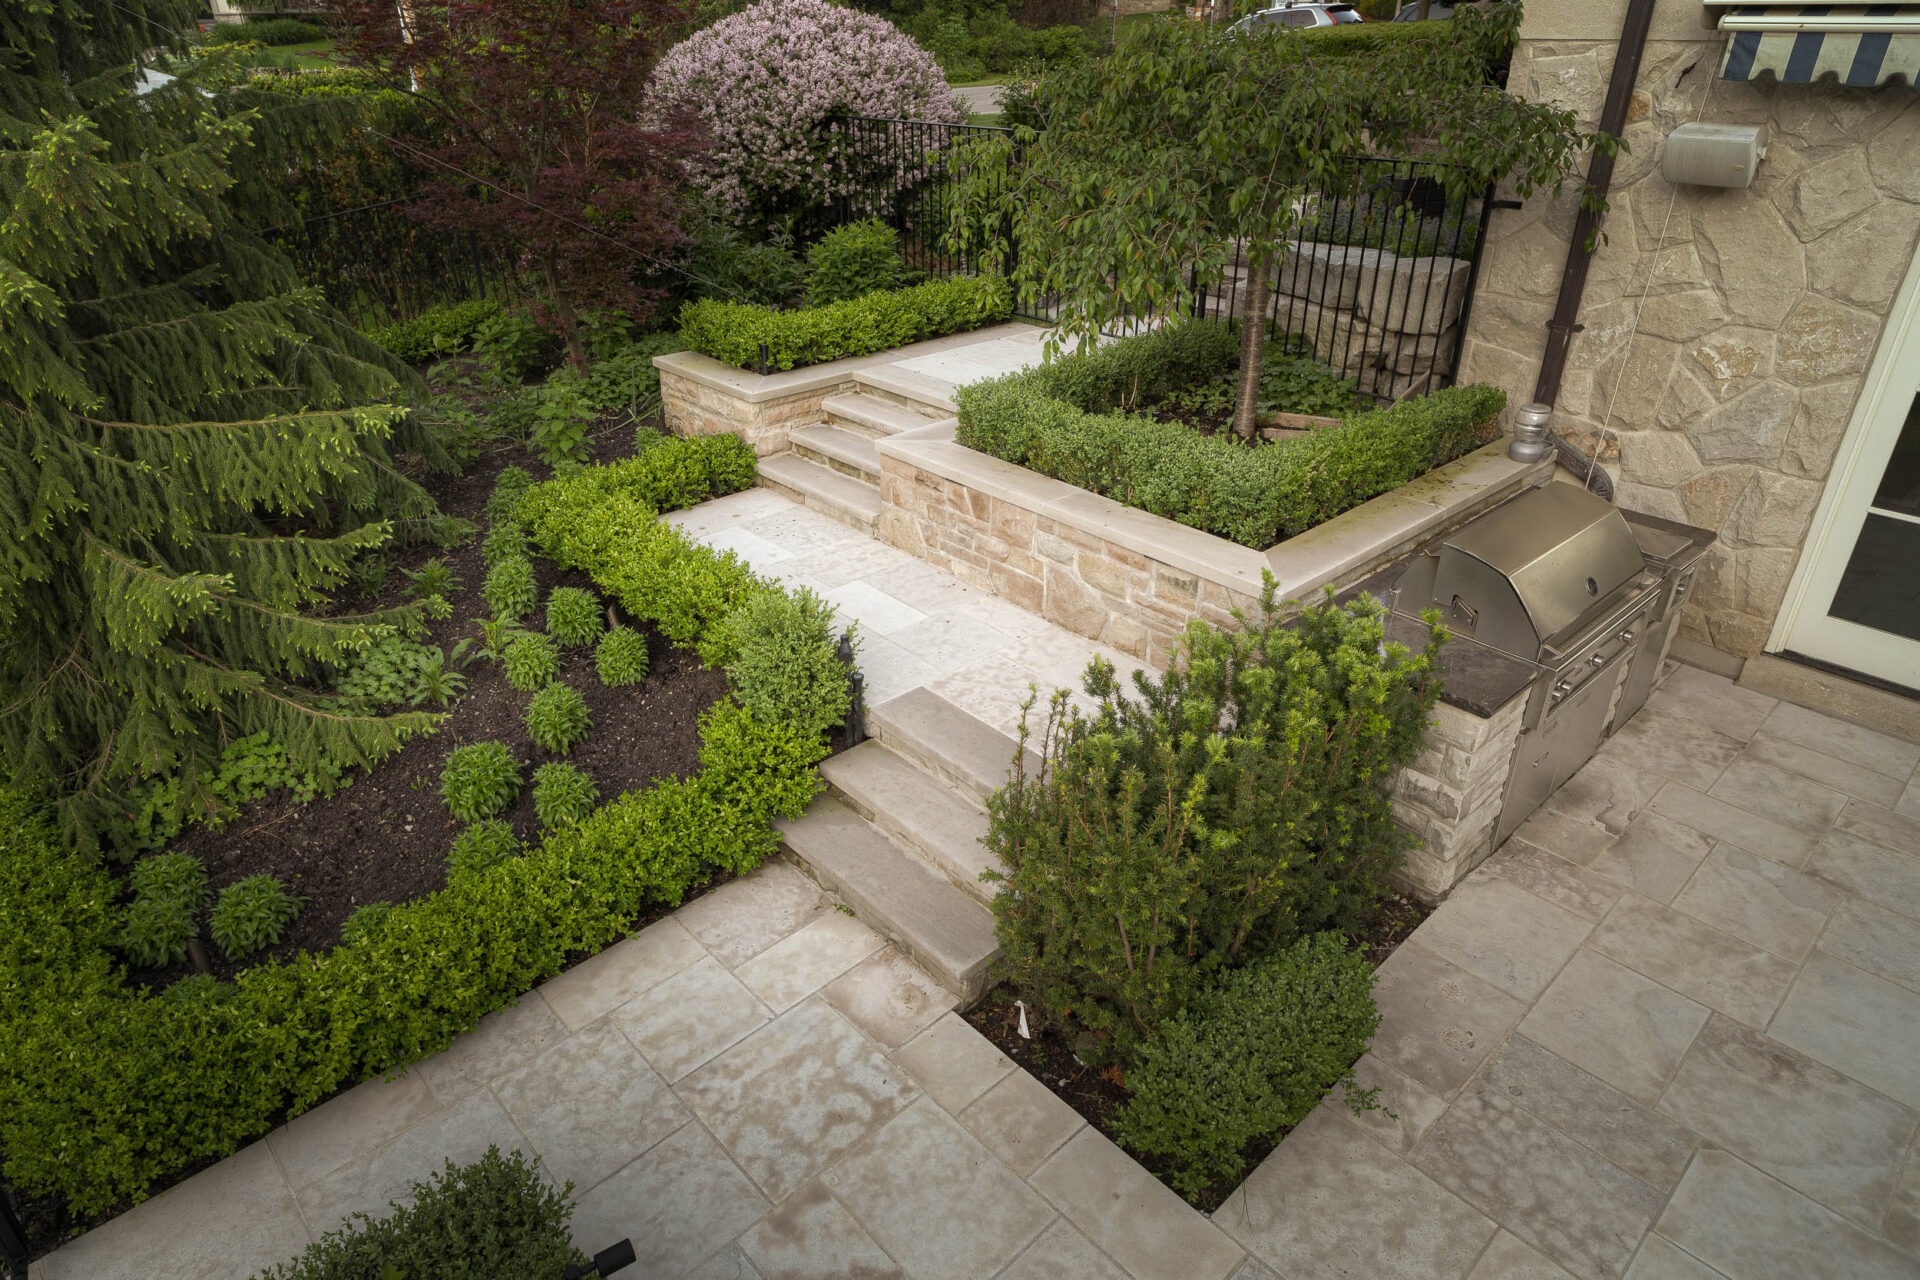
[1231,253,1271,443]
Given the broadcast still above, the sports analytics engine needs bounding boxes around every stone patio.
[35,497,1920,1279]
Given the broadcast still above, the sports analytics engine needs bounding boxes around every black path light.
[564,1237,637,1279]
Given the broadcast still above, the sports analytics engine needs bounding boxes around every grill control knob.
[1590,654,1608,667]
[1551,680,1573,702]
[1619,629,1635,643]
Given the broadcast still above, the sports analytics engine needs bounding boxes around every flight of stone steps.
[754,371,955,534]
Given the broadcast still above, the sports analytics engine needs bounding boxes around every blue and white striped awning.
[1715,5,1920,85]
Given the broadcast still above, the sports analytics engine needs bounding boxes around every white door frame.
[1771,239,1920,687]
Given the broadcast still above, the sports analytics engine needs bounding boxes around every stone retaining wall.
[1392,697,1529,899]
[658,363,856,458]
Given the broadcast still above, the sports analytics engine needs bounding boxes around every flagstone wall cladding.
[1457,2,1920,658]
[659,365,854,457]
[1392,696,1529,900]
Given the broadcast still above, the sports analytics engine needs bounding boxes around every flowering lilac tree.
[646,0,965,231]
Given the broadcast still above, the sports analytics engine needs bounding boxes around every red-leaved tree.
[332,0,704,368]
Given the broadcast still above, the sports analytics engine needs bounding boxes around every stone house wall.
[1456,0,1920,658]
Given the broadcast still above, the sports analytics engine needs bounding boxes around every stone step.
[821,741,998,904]
[868,688,1040,806]
[821,391,941,440]
[853,366,958,416]
[790,423,881,482]
[756,452,880,533]
[777,796,999,1003]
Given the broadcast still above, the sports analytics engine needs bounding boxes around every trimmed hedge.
[680,274,1013,372]
[955,324,1504,548]
[0,439,842,1219]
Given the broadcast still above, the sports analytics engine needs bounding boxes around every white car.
[1228,2,1365,34]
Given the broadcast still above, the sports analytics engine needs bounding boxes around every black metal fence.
[819,116,1496,401]
[265,197,522,328]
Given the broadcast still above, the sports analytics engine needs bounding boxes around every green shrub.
[209,876,303,961]
[987,587,1442,1061]
[720,588,851,741]
[686,221,808,306]
[472,310,557,382]
[440,742,523,822]
[254,1148,584,1280]
[448,820,522,881]
[680,275,1012,373]
[532,762,600,830]
[545,587,604,648]
[806,219,906,306]
[333,636,446,712]
[366,298,504,363]
[118,853,209,968]
[595,627,650,687]
[340,902,392,946]
[1114,933,1382,1198]
[204,17,326,45]
[524,683,592,755]
[402,556,459,605]
[482,522,530,571]
[483,556,540,623]
[503,630,560,692]
[488,466,536,526]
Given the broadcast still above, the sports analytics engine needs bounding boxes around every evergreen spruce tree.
[0,0,453,851]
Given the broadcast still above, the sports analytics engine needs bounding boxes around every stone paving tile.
[1707,758,1849,838]
[1769,951,1920,1110]
[1583,812,1719,904]
[294,1088,536,1235]
[888,1012,1014,1113]
[1819,897,1920,992]
[685,1245,766,1280]
[1541,756,1667,835]
[824,580,929,637]
[534,917,707,1032]
[1511,808,1621,867]
[734,910,887,1012]
[1621,1235,1732,1280]
[615,954,773,1083]
[266,1068,441,1193]
[1883,1145,1920,1255]
[1809,830,1920,923]
[35,1141,310,1280]
[568,1121,769,1280]
[1227,1260,1285,1280]
[735,1181,904,1279]
[1479,1036,1698,1193]
[1483,839,1627,921]
[1467,1230,1581,1280]
[1669,843,1842,962]
[958,1068,1085,1178]
[1409,875,1593,1002]
[1340,1052,1450,1155]
[415,993,568,1105]
[1645,666,1776,742]
[1412,1085,1666,1280]
[823,1099,1053,1280]
[493,1019,691,1194]
[671,858,831,968]
[1596,710,1745,792]
[1657,1150,1916,1280]
[1657,1014,1918,1228]
[854,630,941,707]
[1834,797,1920,855]
[998,1219,1132,1280]
[1220,1106,1492,1280]
[1518,950,1709,1104]
[1745,732,1909,808]
[675,999,919,1202]
[1589,894,1797,1028]
[821,946,957,1049]
[1759,700,1920,780]
[886,609,1022,674]
[1902,778,1920,823]
[1650,783,1821,869]
[1370,940,1529,1096]
[1032,1126,1244,1280]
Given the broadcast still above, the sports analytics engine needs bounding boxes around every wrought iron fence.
[264,197,522,328]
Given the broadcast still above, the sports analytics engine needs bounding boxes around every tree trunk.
[1418,0,1432,18]
[1231,254,1271,444]
[543,254,588,372]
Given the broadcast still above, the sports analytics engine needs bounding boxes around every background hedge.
[679,274,1012,372]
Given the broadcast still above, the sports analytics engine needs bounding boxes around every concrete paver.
[1517,950,1710,1103]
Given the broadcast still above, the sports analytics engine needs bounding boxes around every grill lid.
[1428,485,1648,655]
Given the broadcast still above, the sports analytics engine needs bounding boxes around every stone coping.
[875,428,1555,603]
[651,322,1047,407]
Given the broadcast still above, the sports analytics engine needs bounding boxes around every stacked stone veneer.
[1456,0,1920,658]
[658,362,858,458]
[1392,696,1528,900]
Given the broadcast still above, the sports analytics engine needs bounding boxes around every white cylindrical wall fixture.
[1661,123,1769,189]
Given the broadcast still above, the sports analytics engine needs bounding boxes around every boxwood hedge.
[679,274,1013,372]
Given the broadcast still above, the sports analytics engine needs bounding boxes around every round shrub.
[646,0,964,229]
[806,218,905,306]
[719,586,850,740]
[439,741,523,822]
[595,627,650,687]
[483,555,539,623]
[209,875,303,961]
[448,819,522,881]
[545,587,604,648]
[503,631,560,692]
[482,521,530,569]
[487,466,536,526]
[118,852,210,969]
[524,683,592,755]
[532,762,600,830]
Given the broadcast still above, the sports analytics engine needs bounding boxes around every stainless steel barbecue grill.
[1390,483,1713,845]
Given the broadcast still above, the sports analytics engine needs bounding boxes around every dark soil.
[963,890,1432,1215]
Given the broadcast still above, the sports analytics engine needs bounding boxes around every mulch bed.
[962,890,1431,1215]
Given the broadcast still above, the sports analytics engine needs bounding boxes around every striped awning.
[1715,6,1920,85]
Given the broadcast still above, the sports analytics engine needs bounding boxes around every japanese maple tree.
[332,0,704,368]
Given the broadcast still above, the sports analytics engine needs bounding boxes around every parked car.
[1228,2,1365,35]
[1392,2,1456,18]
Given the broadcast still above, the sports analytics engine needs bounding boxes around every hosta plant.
[503,631,560,692]
[208,875,303,961]
[483,556,539,623]
[544,587,604,648]
[439,741,523,822]
[595,627,650,687]
[448,819,523,881]
[532,762,599,830]
[524,683,592,755]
